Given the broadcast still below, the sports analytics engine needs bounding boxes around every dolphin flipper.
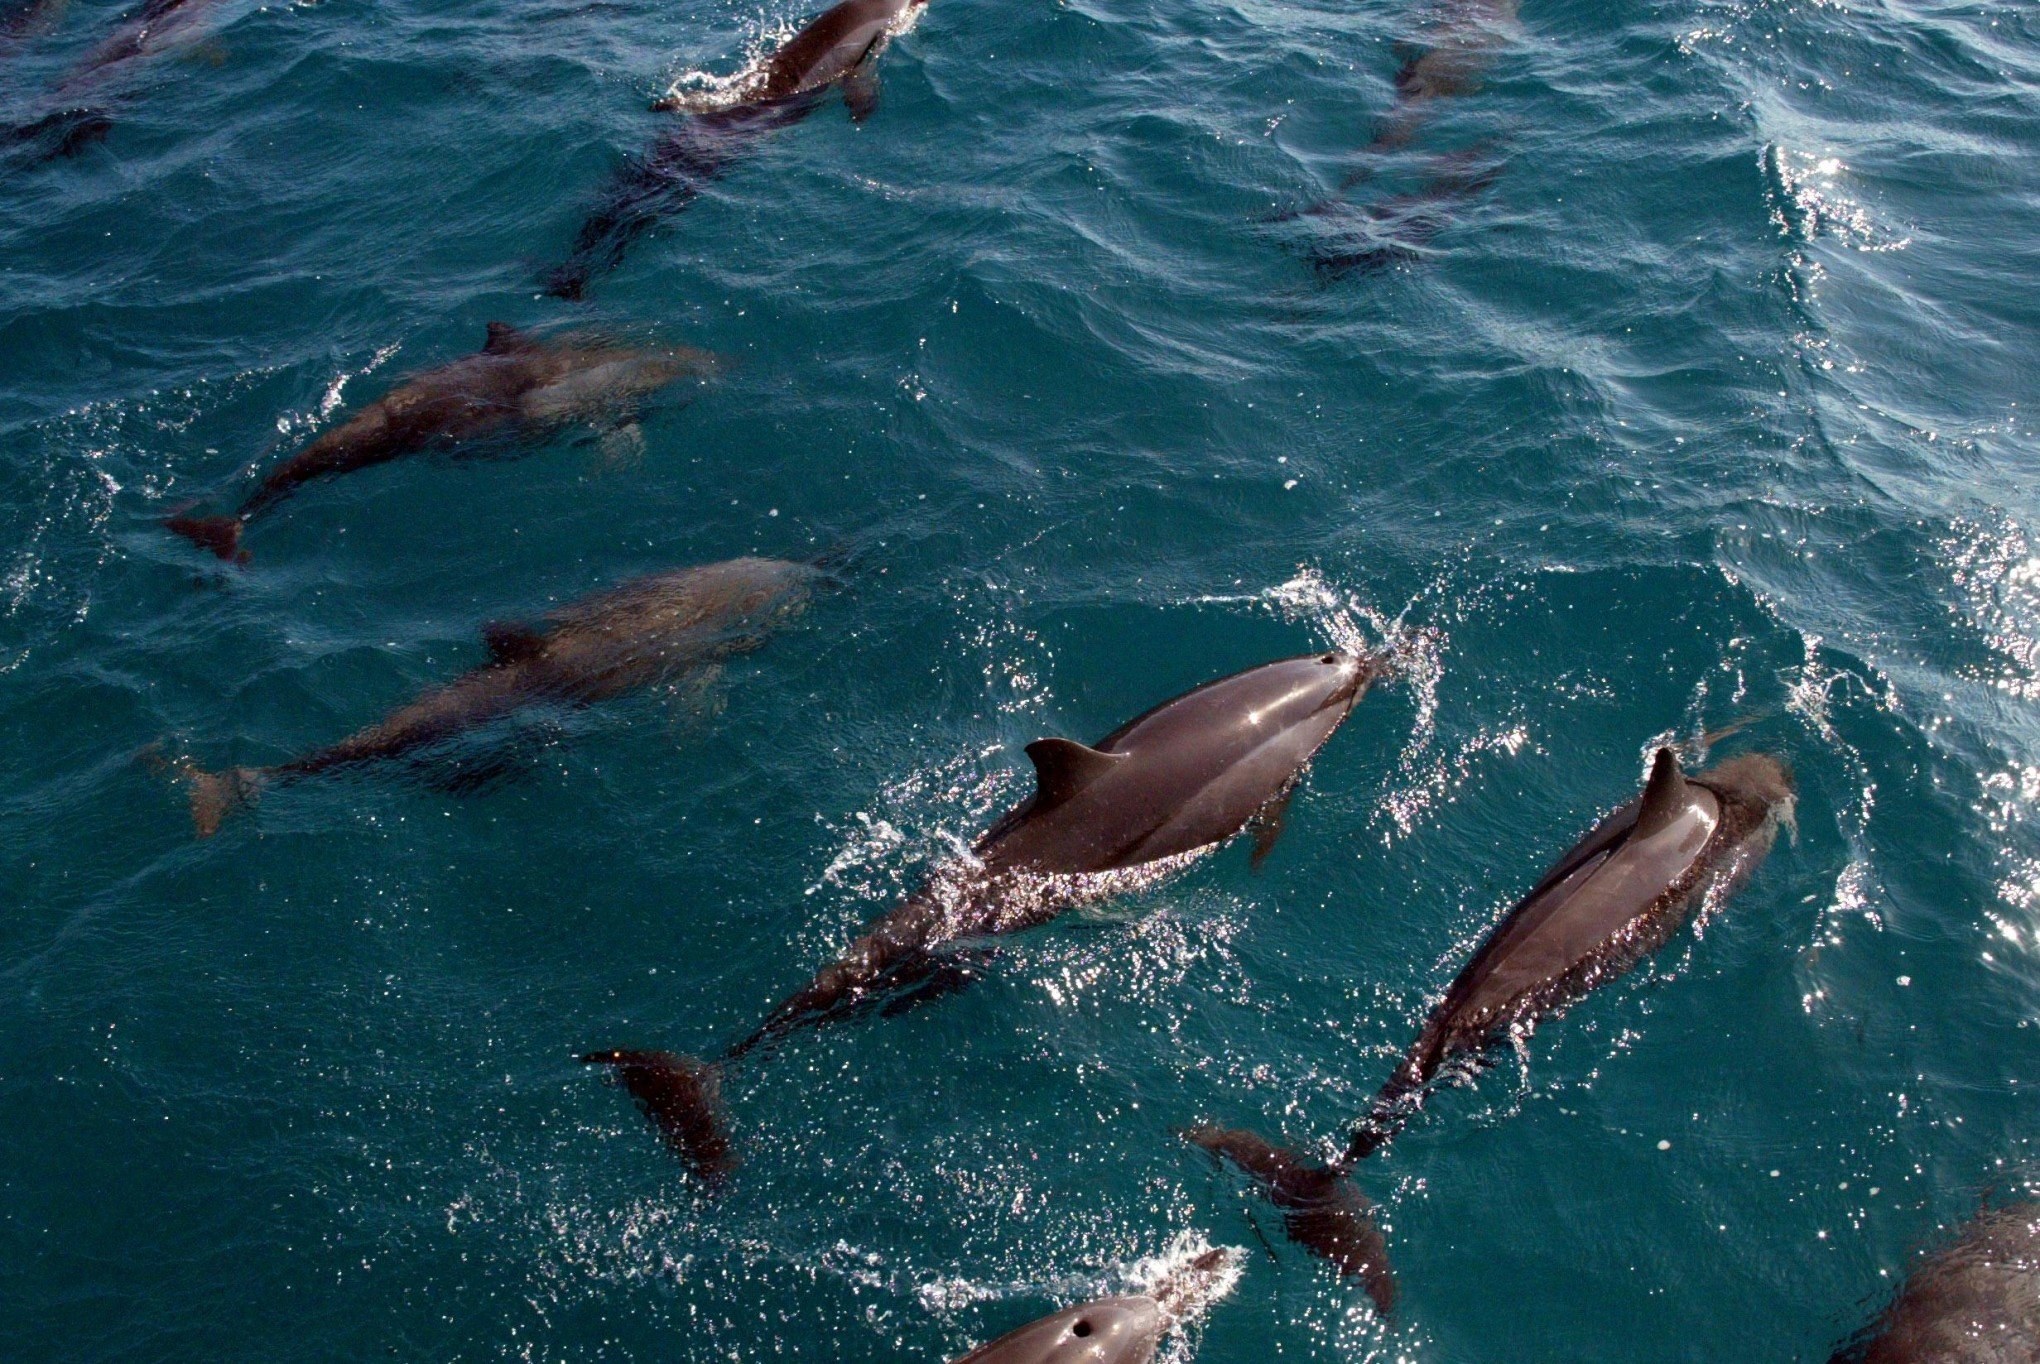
[843,67,879,122]
[582,1049,736,1187]
[1248,787,1295,870]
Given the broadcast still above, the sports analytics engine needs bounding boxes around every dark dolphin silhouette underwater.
[545,0,928,300]
[165,323,716,564]
[1270,0,1517,277]
[1186,747,1794,1311]
[4,0,224,161]
[585,650,1381,1183]
[179,556,817,836]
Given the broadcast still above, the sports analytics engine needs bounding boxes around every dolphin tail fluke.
[183,764,259,838]
[163,512,248,563]
[581,1049,737,1188]
[1180,1123,1396,1313]
[6,106,112,160]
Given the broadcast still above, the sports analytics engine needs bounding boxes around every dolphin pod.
[1185,747,1793,1307]
[948,1247,1236,1364]
[164,323,716,563]
[544,0,927,300]
[180,556,817,836]
[16,0,1992,1347]
[585,651,1378,1182]
[1828,1201,2040,1363]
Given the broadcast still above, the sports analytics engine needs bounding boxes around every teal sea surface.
[2,0,2038,1358]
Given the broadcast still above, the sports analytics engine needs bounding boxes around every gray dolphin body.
[545,0,927,299]
[1831,1202,2040,1363]
[587,651,1377,1180]
[165,323,714,564]
[1187,748,1793,1308]
[181,556,816,836]
[950,1248,1234,1364]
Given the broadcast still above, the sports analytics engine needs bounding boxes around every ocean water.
[1,0,2037,1358]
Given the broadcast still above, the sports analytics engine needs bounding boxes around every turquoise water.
[2,0,2038,1358]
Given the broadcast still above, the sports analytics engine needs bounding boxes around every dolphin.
[1186,747,1793,1300]
[1,0,68,48]
[1830,1201,2040,1363]
[585,650,1379,1179]
[1296,148,1501,280]
[4,0,221,161]
[1362,0,1518,159]
[179,556,817,836]
[544,0,928,300]
[949,1247,1237,1364]
[163,323,716,563]
[1269,0,1516,275]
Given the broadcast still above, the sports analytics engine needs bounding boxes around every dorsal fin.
[1633,748,1690,839]
[483,321,533,355]
[481,620,547,665]
[1024,738,1125,811]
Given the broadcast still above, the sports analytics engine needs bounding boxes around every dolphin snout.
[1321,651,1371,709]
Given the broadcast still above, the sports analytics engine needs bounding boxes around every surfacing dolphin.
[544,0,928,300]
[1185,747,1793,1307]
[179,556,817,836]
[3,0,222,161]
[585,650,1380,1182]
[1830,1201,2040,1363]
[163,323,717,564]
[949,1246,1238,1364]
[1269,0,1516,276]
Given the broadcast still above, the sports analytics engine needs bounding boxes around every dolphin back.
[534,556,816,698]
[1830,1202,2040,1363]
[758,0,912,100]
[980,652,1372,876]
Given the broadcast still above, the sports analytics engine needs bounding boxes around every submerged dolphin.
[1,0,68,48]
[544,0,928,300]
[1187,747,1793,1305]
[179,556,816,836]
[1295,148,1501,280]
[586,651,1379,1180]
[4,0,221,161]
[949,1247,1236,1364]
[1270,0,1516,275]
[163,323,715,563]
[1830,1201,2040,1363]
